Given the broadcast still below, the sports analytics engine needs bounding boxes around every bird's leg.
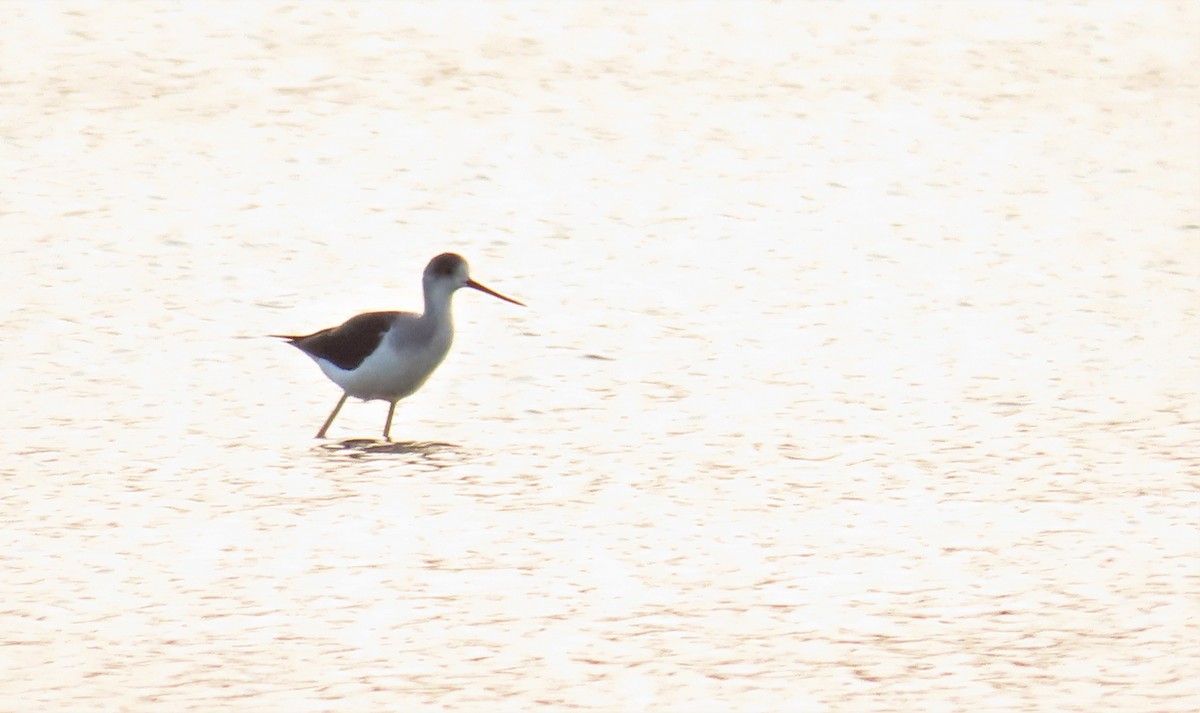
[383,400,398,441]
[316,392,349,439]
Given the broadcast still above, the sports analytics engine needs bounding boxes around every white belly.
[316,324,452,402]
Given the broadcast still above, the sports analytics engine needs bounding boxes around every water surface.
[2,2,1197,711]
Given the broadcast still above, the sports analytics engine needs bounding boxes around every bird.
[273,252,523,440]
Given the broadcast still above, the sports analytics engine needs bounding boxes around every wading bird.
[274,253,523,440]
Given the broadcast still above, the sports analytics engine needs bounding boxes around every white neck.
[421,279,458,324]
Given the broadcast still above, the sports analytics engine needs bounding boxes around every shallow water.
[2,2,1198,711]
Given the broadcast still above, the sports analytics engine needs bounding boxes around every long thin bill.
[466,279,525,306]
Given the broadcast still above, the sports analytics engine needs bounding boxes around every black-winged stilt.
[273,253,523,440]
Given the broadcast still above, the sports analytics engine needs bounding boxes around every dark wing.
[273,311,401,370]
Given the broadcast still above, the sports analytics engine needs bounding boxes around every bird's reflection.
[317,438,463,463]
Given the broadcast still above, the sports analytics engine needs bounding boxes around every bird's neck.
[421,284,456,326]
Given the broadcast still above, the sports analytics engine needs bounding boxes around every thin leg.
[316,392,349,439]
[382,400,398,441]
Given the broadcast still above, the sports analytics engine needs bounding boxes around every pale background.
[1,2,1198,711]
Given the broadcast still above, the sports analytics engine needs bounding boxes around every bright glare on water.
[2,2,1198,711]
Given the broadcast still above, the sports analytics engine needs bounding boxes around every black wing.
[273,311,400,370]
